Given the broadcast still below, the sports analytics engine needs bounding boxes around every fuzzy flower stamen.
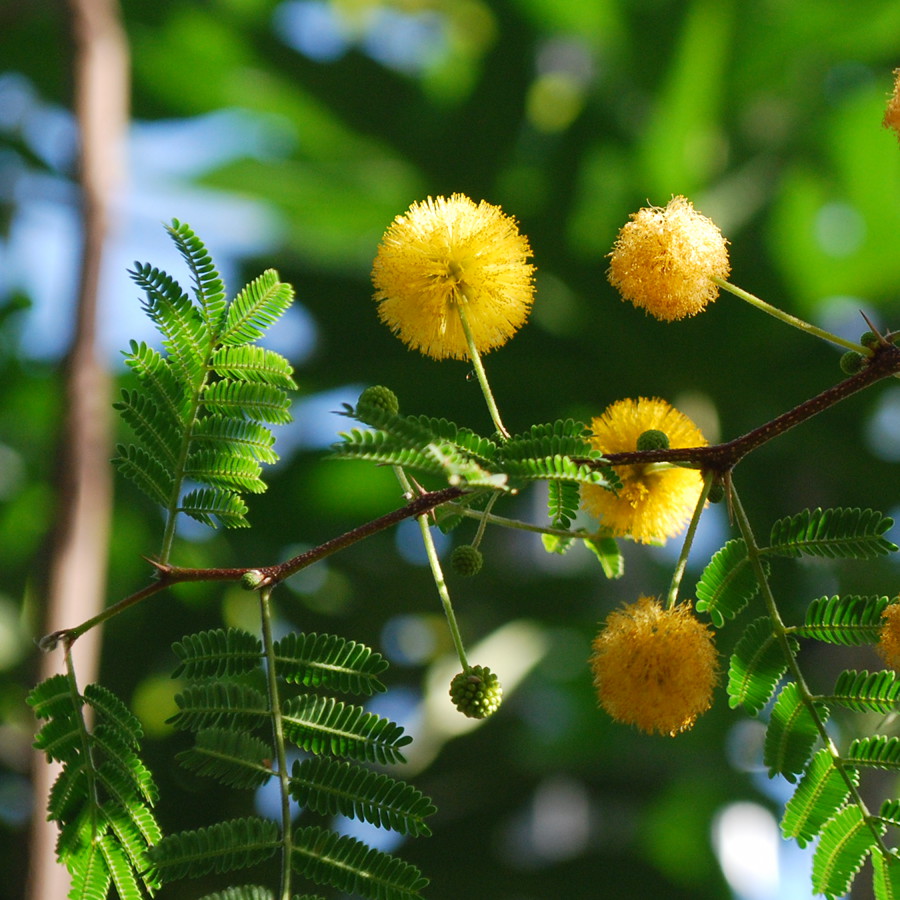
[372,194,536,360]
[590,596,718,736]
[883,69,900,144]
[582,397,707,544]
[607,195,730,321]
[877,600,900,670]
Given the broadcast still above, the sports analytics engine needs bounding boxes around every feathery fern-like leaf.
[695,539,762,627]
[195,887,280,900]
[192,416,279,464]
[547,479,580,529]
[795,594,893,645]
[500,419,600,462]
[148,816,279,881]
[68,841,112,900]
[114,389,181,467]
[781,748,857,847]
[113,443,176,508]
[291,825,428,900]
[281,695,412,765]
[764,682,828,782]
[289,757,436,837]
[829,669,900,714]
[501,454,618,489]
[177,728,273,789]
[171,628,263,679]
[184,449,267,494]
[99,833,143,900]
[274,633,388,696]
[727,617,793,714]
[811,805,882,898]
[768,507,897,559]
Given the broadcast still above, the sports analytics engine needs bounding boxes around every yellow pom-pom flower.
[372,193,536,360]
[877,600,900,670]
[607,195,730,321]
[582,397,707,544]
[590,596,718,736]
[883,69,900,144]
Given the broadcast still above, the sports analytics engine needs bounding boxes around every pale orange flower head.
[877,600,900,670]
[608,195,730,321]
[591,596,718,736]
[883,69,900,144]
[372,194,536,360]
[582,397,707,544]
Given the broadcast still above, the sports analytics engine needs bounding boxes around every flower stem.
[394,467,469,669]
[665,470,714,609]
[258,585,293,900]
[714,278,867,354]
[455,301,510,439]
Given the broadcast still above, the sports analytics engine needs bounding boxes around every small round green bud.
[450,544,483,577]
[636,429,670,452]
[860,331,879,349]
[839,351,865,375]
[356,385,399,424]
[707,481,726,504]
[449,665,503,719]
[241,570,266,591]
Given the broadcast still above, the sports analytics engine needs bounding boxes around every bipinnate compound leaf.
[768,507,897,559]
[811,805,883,898]
[795,594,893,645]
[764,682,828,782]
[727,617,793,713]
[781,749,857,847]
[176,728,273,789]
[695,539,762,627]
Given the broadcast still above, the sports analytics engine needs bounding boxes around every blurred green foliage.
[2,0,899,897]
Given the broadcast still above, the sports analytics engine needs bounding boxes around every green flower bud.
[450,544,483,577]
[356,385,399,424]
[636,429,670,452]
[839,351,865,375]
[860,331,879,349]
[707,480,726,504]
[449,665,503,719]
[241,570,266,591]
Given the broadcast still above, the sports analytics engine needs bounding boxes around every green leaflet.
[764,682,828,782]
[829,669,900,714]
[873,848,900,900]
[847,735,900,769]
[148,817,280,880]
[695,539,762,627]
[289,757,436,837]
[291,825,428,900]
[795,594,893,645]
[811,805,883,898]
[781,749,857,847]
[767,507,897,559]
[176,728,273,789]
[727,617,793,714]
[274,632,388,695]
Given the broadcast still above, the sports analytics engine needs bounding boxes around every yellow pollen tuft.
[590,596,719,736]
[372,193,536,360]
[607,195,730,321]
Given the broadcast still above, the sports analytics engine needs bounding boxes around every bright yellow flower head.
[582,397,707,544]
[591,596,718,736]
[607,195,730,321]
[883,69,900,144]
[877,601,900,670]
[372,193,536,360]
